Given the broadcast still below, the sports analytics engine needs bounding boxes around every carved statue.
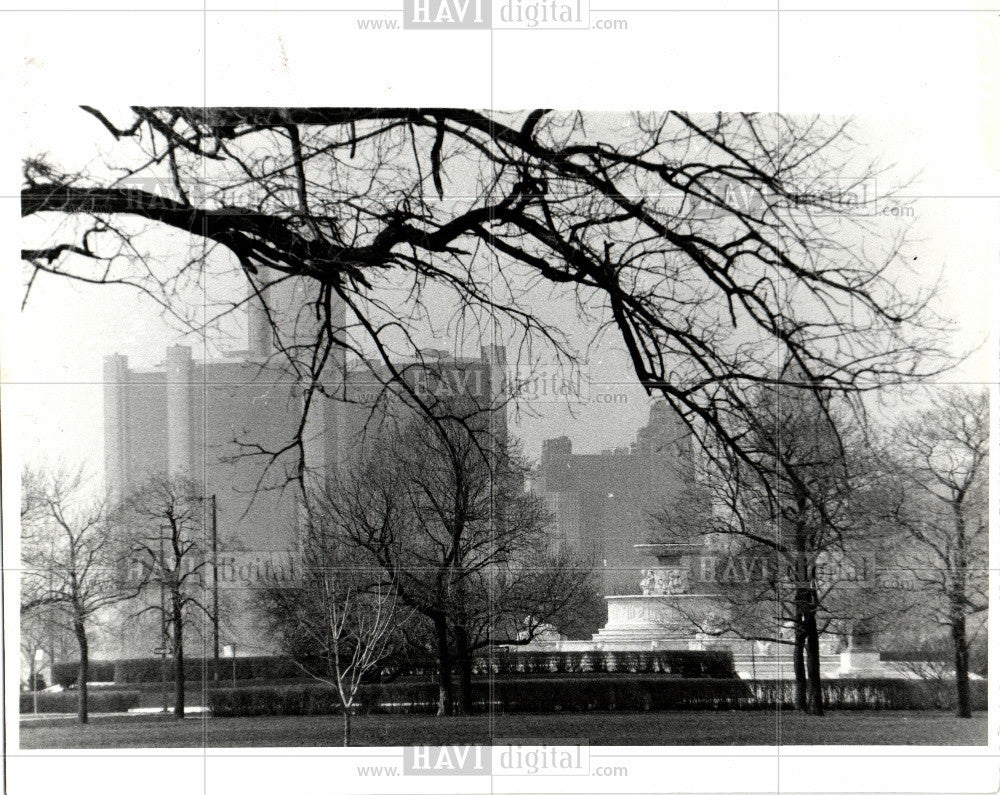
[702,609,725,634]
[663,568,689,594]
[640,567,691,595]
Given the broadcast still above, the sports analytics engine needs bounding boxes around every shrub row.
[53,650,735,686]
[51,661,116,687]
[473,650,737,678]
[113,656,296,684]
[74,676,316,694]
[19,690,141,714]
[483,677,752,712]
[23,674,48,691]
[211,684,363,717]
[208,677,753,717]
[53,656,319,685]
[747,678,989,711]
[208,676,988,718]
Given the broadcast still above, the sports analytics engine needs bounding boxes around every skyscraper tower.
[102,272,348,655]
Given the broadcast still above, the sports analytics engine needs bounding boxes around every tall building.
[532,400,698,595]
[103,275,346,655]
[102,274,508,656]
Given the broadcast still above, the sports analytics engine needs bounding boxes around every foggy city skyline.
[9,103,995,780]
[4,0,998,788]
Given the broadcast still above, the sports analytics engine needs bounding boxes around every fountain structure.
[590,543,726,647]
[514,543,911,679]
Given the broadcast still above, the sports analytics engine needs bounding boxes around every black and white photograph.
[2,6,998,795]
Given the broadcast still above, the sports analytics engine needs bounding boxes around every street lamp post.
[159,523,169,714]
[210,494,219,681]
[197,494,221,681]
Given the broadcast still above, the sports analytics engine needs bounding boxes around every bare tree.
[20,465,135,722]
[258,521,400,746]
[117,475,213,720]
[21,109,948,494]
[316,415,594,716]
[884,387,988,718]
[653,377,897,715]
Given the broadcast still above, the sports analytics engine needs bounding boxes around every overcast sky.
[7,108,998,486]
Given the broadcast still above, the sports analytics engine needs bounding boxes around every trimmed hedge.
[104,651,735,684]
[211,684,360,717]
[209,677,753,717]
[23,674,47,691]
[75,677,316,694]
[747,678,989,711]
[475,650,736,678]
[19,690,141,714]
[327,650,739,680]
[111,656,317,684]
[51,661,116,687]
[208,676,989,718]
[485,677,751,712]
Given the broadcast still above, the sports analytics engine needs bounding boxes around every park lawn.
[19,710,987,749]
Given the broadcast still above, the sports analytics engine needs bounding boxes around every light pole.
[196,494,219,681]
[197,494,221,680]
[47,537,55,689]
[159,523,169,714]
[210,494,219,681]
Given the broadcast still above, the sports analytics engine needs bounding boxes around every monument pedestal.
[592,594,725,648]
[838,649,884,676]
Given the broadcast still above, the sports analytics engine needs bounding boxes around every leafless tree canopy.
[258,525,400,745]
[652,381,903,714]
[20,465,135,722]
[21,108,949,479]
[21,468,125,613]
[882,387,988,717]
[116,475,214,719]
[311,415,594,714]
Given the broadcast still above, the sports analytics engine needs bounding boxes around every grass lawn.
[19,710,987,749]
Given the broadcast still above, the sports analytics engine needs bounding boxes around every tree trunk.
[454,625,473,715]
[342,706,352,747]
[950,504,973,719]
[172,593,185,720]
[802,602,824,716]
[459,655,474,715]
[951,611,972,718]
[792,617,807,712]
[73,614,89,724]
[434,617,453,716]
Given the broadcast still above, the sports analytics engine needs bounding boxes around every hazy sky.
[7,108,998,486]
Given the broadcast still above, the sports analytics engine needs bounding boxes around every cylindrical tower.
[166,345,194,477]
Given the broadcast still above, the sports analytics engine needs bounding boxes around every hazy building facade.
[533,400,697,595]
[103,276,346,656]
[102,276,508,656]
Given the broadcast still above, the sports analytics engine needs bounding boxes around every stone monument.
[512,541,912,679]
[591,543,727,648]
